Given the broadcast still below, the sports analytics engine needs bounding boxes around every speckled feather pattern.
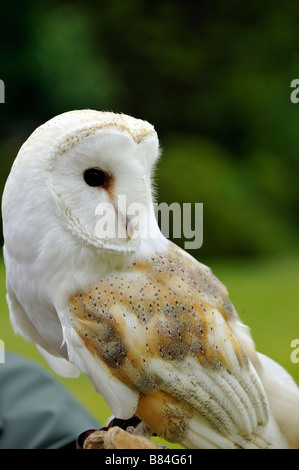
[69,242,268,445]
[70,243,242,372]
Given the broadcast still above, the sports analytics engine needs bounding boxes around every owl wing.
[255,352,299,448]
[6,289,80,378]
[61,242,287,448]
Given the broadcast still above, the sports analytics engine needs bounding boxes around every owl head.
[2,110,165,295]
[3,109,162,248]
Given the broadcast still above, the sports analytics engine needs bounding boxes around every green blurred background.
[0,0,298,442]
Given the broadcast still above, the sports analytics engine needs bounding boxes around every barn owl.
[2,110,299,449]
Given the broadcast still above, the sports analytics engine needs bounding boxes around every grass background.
[0,253,298,447]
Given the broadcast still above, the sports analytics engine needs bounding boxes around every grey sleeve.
[0,352,100,449]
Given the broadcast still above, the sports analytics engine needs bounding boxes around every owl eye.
[84,168,107,187]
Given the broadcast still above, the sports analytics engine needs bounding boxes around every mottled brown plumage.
[69,242,270,447]
[71,243,244,372]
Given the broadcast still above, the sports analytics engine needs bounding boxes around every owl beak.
[126,217,135,242]
[111,201,134,242]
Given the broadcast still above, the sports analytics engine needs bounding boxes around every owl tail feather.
[255,352,299,449]
[181,412,288,449]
